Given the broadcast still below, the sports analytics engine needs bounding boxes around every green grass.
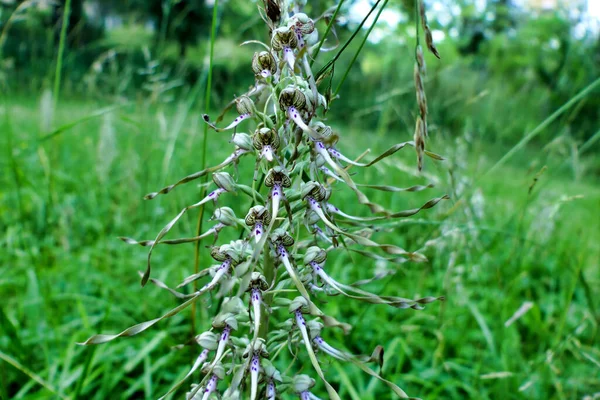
[1,93,599,399]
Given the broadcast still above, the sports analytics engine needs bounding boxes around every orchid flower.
[245,206,272,243]
[252,126,280,162]
[204,95,255,132]
[241,339,269,400]
[278,86,318,139]
[247,272,269,340]
[251,50,277,80]
[271,27,298,70]
[264,167,292,232]
[199,362,225,400]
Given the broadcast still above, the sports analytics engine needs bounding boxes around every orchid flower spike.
[271,27,298,70]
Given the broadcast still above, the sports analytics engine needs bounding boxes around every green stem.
[334,0,388,97]
[53,0,71,110]
[191,0,220,335]
[310,0,346,66]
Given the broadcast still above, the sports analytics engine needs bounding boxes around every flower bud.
[196,331,219,350]
[202,361,226,380]
[291,13,315,35]
[262,359,282,382]
[235,95,255,115]
[245,205,272,227]
[221,296,245,315]
[212,207,239,227]
[307,319,324,339]
[292,374,315,393]
[230,132,253,151]
[213,172,237,192]
[212,312,238,330]
[250,272,269,291]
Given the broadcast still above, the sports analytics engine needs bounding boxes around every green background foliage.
[1,0,599,399]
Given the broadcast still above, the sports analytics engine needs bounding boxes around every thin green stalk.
[53,0,71,110]
[315,0,383,83]
[483,76,600,178]
[191,0,220,335]
[334,0,388,97]
[310,0,346,66]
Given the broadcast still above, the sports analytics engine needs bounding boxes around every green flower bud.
[221,296,245,315]
[262,359,283,382]
[212,207,239,227]
[300,181,328,202]
[202,361,226,380]
[231,132,253,151]
[292,374,315,393]
[212,172,237,192]
[250,272,269,291]
[212,312,238,330]
[307,319,324,339]
[196,331,219,350]
[235,95,255,115]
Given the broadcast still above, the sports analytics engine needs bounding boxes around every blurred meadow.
[1,0,600,399]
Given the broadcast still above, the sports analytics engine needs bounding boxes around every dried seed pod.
[252,127,280,151]
[264,167,292,188]
[419,0,441,59]
[303,246,327,265]
[414,62,428,119]
[278,86,307,112]
[251,51,277,78]
[271,27,298,51]
[416,45,426,75]
[414,115,426,171]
